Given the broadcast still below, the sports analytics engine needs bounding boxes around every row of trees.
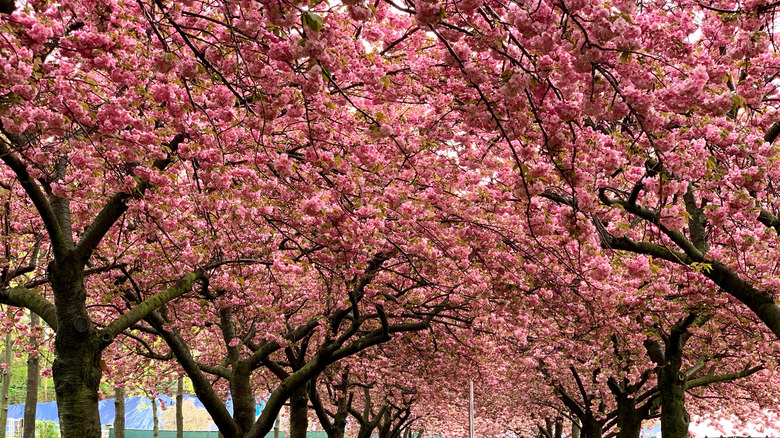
[1,0,780,436]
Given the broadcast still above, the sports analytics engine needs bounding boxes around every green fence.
[108,430,330,438]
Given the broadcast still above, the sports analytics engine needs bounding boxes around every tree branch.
[101,270,205,345]
[145,310,240,436]
[685,365,764,390]
[0,286,57,330]
[246,319,319,369]
[599,193,705,262]
[74,133,186,263]
[0,135,69,259]
[764,120,780,144]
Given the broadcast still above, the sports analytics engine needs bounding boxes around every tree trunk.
[331,410,347,438]
[152,396,159,438]
[0,333,13,438]
[580,417,603,438]
[230,364,256,434]
[289,384,309,438]
[614,393,642,438]
[554,417,563,438]
[377,410,392,438]
[656,317,696,438]
[658,352,690,438]
[22,313,40,438]
[114,387,125,438]
[356,425,373,438]
[51,260,103,438]
[571,421,581,438]
[177,377,184,438]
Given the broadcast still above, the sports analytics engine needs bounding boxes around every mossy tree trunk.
[289,384,309,438]
[644,314,709,438]
[50,258,103,438]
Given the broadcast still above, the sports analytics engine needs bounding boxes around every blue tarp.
[6,395,250,430]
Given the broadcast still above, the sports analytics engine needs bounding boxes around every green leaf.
[302,11,324,32]
[500,69,513,83]
[320,64,332,82]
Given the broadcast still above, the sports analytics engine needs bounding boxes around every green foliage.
[7,355,55,404]
[301,12,324,32]
[36,420,59,438]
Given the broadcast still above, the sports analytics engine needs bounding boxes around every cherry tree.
[5,0,780,437]
[0,1,482,436]
[384,0,780,332]
[354,0,780,435]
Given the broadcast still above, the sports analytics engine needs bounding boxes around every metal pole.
[469,379,474,438]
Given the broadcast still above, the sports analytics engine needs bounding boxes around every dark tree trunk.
[310,371,350,438]
[177,377,184,438]
[0,333,12,438]
[231,364,256,434]
[571,421,581,438]
[648,315,701,438]
[580,417,603,438]
[356,424,373,438]
[22,312,40,438]
[377,410,393,438]
[114,387,125,438]
[51,260,103,438]
[331,411,347,438]
[614,393,642,438]
[289,384,309,438]
[658,348,690,438]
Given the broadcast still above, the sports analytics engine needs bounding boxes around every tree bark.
[289,384,309,438]
[614,393,642,438]
[310,372,350,438]
[554,417,563,438]
[231,364,256,434]
[571,421,581,438]
[331,408,347,438]
[177,377,184,438]
[0,333,13,438]
[658,349,689,438]
[580,417,603,438]
[152,396,159,438]
[114,387,125,438]
[50,260,103,438]
[645,315,699,438]
[23,312,40,438]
